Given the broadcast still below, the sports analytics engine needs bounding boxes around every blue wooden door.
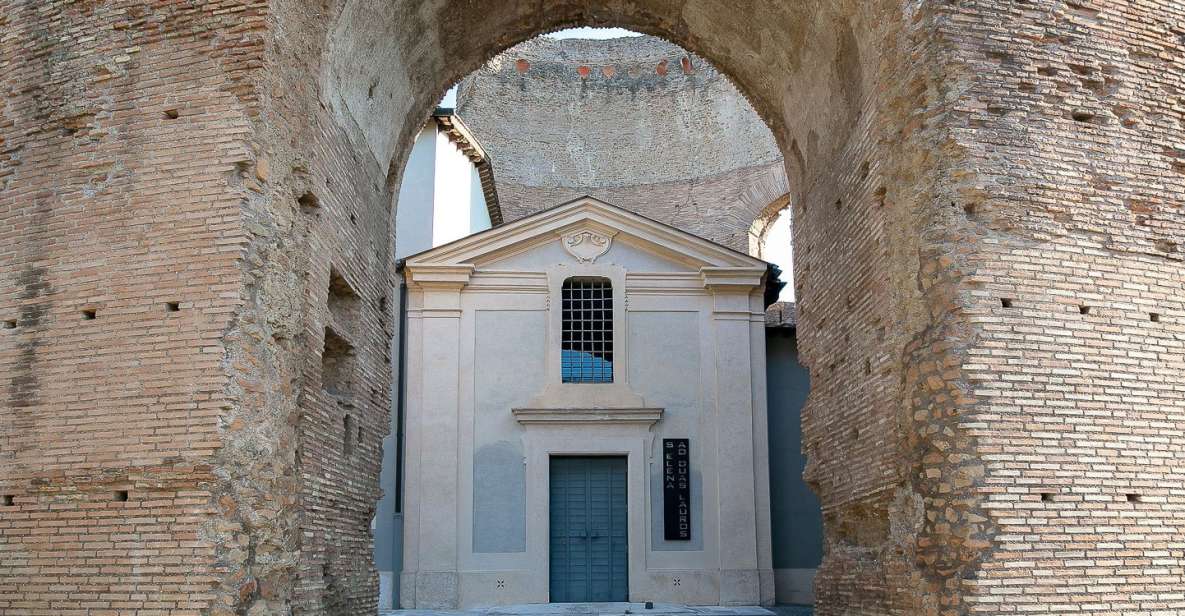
[549,457,629,602]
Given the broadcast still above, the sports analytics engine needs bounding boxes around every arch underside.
[0,1,1182,615]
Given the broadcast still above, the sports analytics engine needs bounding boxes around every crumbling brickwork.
[2,1,1182,615]
[0,1,394,614]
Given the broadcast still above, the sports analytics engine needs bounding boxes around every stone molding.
[401,196,768,272]
[700,266,768,293]
[510,407,664,426]
[403,263,475,288]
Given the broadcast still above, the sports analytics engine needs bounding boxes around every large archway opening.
[297,2,952,614]
[380,24,817,610]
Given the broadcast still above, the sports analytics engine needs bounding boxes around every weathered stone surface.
[1,2,1182,616]
[454,35,789,252]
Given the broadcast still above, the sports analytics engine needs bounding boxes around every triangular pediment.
[402,196,767,271]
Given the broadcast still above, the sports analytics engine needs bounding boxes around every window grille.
[561,277,613,383]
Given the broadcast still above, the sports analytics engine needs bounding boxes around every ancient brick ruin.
[1,2,1183,615]
[454,35,790,254]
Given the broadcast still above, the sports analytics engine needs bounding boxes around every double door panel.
[549,456,628,603]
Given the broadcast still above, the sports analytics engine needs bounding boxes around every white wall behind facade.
[395,121,493,260]
[432,129,489,247]
[395,126,439,259]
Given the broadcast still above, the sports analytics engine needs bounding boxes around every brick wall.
[489,163,788,253]
[944,1,1185,612]
[0,1,395,614]
[455,35,789,252]
[797,2,1185,613]
[0,1,265,614]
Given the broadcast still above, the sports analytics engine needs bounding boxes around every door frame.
[518,422,655,604]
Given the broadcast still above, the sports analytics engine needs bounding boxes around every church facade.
[399,198,776,608]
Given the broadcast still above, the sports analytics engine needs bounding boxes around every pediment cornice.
[401,196,767,272]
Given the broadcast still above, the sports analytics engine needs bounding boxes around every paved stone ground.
[767,607,813,616]
[381,604,813,616]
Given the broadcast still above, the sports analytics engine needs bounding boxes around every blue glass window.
[561,277,613,383]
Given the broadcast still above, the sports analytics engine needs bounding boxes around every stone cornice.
[402,197,768,270]
[404,264,475,288]
[511,407,664,427]
[700,266,767,293]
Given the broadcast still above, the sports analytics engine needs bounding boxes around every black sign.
[662,438,691,540]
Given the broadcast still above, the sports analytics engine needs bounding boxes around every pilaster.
[701,267,768,605]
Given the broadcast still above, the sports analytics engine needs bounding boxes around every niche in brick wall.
[323,267,361,398]
[327,268,360,332]
[322,327,357,398]
[344,414,357,456]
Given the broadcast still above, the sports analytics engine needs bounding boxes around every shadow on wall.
[766,327,820,606]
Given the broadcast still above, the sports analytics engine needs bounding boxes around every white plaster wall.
[395,124,492,260]
[432,130,482,246]
[394,126,438,259]
[469,165,492,232]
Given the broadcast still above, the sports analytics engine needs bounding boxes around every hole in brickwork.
[1126,493,1141,503]
[864,359,872,375]
[82,309,97,320]
[834,199,843,210]
[327,268,361,330]
[3,319,15,329]
[298,191,320,211]
[2,495,13,506]
[827,502,890,548]
[166,302,180,312]
[344,414,356,456]
[1071,110,1096,123]
[322,327,356,397]
[113,490,129,502]
[1079,305,1091,315]
[163,108,180,120]
[350,212,357,225]
[1041,492,1054,502]
[1150,312,1161,322]
[1000,298,1013,308]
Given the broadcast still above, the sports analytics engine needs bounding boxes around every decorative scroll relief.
[561,229,614,263]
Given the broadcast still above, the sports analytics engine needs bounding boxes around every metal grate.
[561,277,613,383]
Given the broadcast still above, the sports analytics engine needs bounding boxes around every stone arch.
[320,2,877,201]
[748,193,794,259]
[308,2,944,614]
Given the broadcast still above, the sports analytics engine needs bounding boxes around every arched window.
[561,277,614,383]
[749,194,795,303]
